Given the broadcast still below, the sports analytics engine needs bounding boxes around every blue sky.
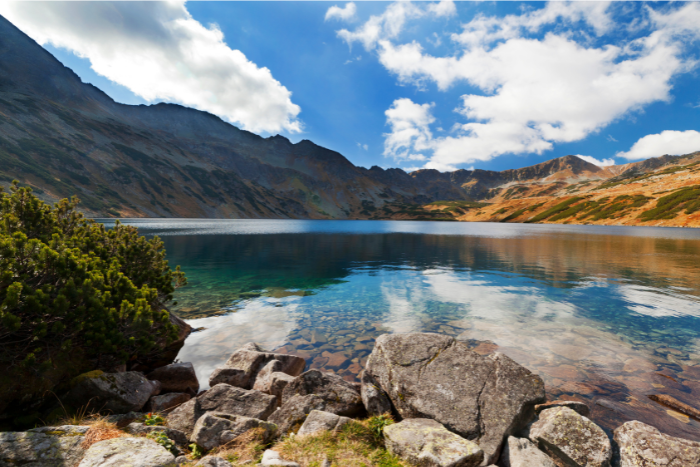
[3,1,700,172]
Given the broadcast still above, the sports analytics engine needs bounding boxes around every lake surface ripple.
[107,219,700,439]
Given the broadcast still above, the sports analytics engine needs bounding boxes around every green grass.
[501,208,526,222]
[639,185,700,221]
[527,197,583,223]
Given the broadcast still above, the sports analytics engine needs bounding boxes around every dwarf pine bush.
[0,182,185,414]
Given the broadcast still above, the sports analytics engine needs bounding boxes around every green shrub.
[639,185,700,221]
[0,182,186,416]
[527,197,583,223]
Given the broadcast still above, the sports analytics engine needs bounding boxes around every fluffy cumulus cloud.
[383,98,435,161]
[617,130,700,160]
[0,1,301,134]
[325,2,357,22]
[335,2,700,170]
[574,155,616,167]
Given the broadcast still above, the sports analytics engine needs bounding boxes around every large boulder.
[146,392,192,414]
[78,437,176,467]
[383,418,484,467]
[268,394,327,435]
[529,407,611,467]
[64,371,160,413]
[0,425,89,467]
[147,363,199,396]
[190,412,277,451]
[209,343,306,389]
[297,410,352,437]
[364,333,545,465]
[500,437,556,467]
[281,370,364,417]
[167,384,277,436]
[613,420,700,466]
[253,360,296,405]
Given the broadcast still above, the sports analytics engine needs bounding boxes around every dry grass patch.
[80,418,128,449]
[208,427,271,466]
[273,418,406,467]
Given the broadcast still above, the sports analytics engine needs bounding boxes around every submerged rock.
[281,370,364,417]
[364,333,545,465]
[190,412,276,451]
[0,425,89,467]
[297,410,352,437]
[64,371,160,413]
[167,384,277,436]
[78,437,176,467]
[529,407,611,467]
[614,420,700,466]
[500,436,556,467]
[209,343,305,389]
[383,418,484,467]
[147,362,200,396]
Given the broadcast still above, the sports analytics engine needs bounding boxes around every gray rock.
[167,384,277,436]
[175,455,190,465]
[125,422,189,448]
[297,410,351,437]
[191,412,277,451]
[613,420,700,466]
[0,425,89,467]
[281,370,363,417]
[383,418,483,467]
[258,449,300,467]
[360,370,392,416]
[147,363,200,396]
[195,456,233,466]
[534,400,590,418]
[364,333,545,465]
[64,371,160,413]
[104,411,145,428]
[268,394,327,435]
[500,437,556,467]
[146,392,192,414]
[78,437,176,467]
[529,407,611,467]
[253,360,295,405]
[209,343,306,389]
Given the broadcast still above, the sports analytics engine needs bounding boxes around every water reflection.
[116,220,700,439]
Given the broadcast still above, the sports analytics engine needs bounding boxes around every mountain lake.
[103,219,700,439]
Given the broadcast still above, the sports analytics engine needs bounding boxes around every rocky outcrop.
[167,384,277,436]
[78,437,176,467]
[360,371,392,416]
[268,394,328,435]
[190,412,277,451]
[147,363,200,396]
[252,360,296,405]
[281,370,364,417]
[529,407,611,467]
[0,425,89,467]
[500,437,556,467]
[209,343,306,389]
[363,333,545,465]
[125,422,189,449]
[613,420,700,466]
[383,418,484,467]
[146,392,192,413]
[297,410,351,437]
[64,371,160,413]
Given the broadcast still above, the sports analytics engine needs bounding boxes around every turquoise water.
[107,219,700,439]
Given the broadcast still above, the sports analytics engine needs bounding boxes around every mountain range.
[1,15,699,228]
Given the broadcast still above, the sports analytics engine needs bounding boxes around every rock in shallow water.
[383,418,484,467]
[78,437,175,467]
[0,425,89,467]
[364,333,545,465]
[613,420,700,466]
[529,407,611,467]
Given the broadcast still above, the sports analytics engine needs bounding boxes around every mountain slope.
[1,14,700,228]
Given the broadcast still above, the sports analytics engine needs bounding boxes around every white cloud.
[361,2,700,170]
[337,2,423,51]
[574,155,616,167]
[0,1,301,134]
[325,2,356,22]
[357,142,368,151]
[617,130,700,160]
[427,1,457,19]
[383,98,434,161]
